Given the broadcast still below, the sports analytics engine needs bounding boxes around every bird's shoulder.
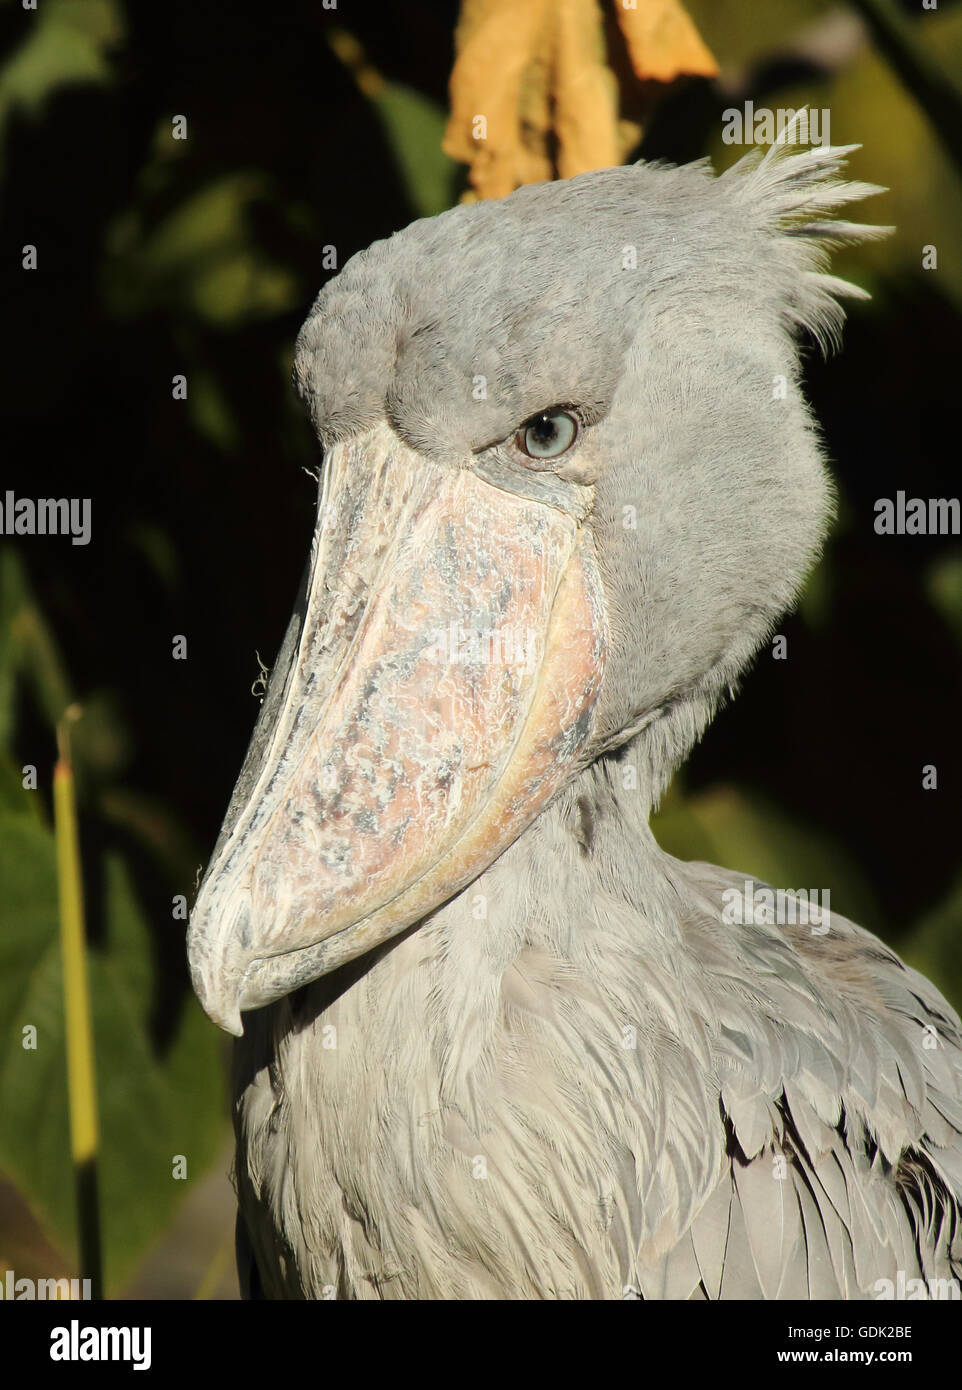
[655,859,962,1298]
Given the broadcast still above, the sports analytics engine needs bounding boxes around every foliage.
[0,552,226,1291]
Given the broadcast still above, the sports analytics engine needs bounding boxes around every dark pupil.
[530,413,558,447]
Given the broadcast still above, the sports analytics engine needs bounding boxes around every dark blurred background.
[0,0,959,1297]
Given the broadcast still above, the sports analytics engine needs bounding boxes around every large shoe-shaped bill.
[188,422,606,1035]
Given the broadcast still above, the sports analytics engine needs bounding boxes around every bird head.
[189,134,888,1035]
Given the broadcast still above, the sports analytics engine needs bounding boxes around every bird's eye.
[516,408,579,462]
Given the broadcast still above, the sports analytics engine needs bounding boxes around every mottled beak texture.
[189,423,606,1033]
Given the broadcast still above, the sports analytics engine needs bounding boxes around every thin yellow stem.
[54,707,103,1297]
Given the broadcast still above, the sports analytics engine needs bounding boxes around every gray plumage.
[190,133,962,1300]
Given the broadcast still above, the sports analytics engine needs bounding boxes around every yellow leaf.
[443,0,555,199]
[554,0,621,178]
[443,0,717,199]
[615,0,718,83]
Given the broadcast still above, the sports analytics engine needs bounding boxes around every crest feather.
[722,111,893,353]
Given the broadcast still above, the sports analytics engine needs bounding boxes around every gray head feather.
[293,137,889,805]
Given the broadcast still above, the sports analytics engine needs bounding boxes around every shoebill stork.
[188,136,962,1300]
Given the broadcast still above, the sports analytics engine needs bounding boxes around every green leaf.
[0,549,72,744]
[903,870,962,1013]
[0,0,121,131]
[105,172,300,324]
[653,782,881,929]
[926,550,962,645]
[372,82,458,218]
[0,806,227,1291]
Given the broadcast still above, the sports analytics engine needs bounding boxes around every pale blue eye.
[518,408,579,461]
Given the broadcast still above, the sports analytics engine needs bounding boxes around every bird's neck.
[345,749,685,1108]
[445,748,678,960]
